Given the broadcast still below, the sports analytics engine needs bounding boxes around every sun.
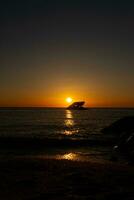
[66,97,73,103]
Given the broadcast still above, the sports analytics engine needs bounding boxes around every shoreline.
[0,157,133,200]
[0,136,115,148]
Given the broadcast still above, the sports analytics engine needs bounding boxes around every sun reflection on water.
[56,153,78,161]
[63,110,78,136]
[64,129,79,135]
[65,110,74,126]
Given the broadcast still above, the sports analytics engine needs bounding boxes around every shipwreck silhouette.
[67,101,87,110]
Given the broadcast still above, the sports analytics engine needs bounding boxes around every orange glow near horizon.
[0,91,134,108]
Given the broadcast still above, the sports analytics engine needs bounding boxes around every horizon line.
[0,106,134,109]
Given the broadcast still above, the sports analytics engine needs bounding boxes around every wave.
[0,136,115,150]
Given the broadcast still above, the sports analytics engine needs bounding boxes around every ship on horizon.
[67,101,87,110]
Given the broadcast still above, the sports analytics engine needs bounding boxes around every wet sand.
[0,157,134,200]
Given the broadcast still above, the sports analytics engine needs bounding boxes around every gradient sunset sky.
[1,1,134,107]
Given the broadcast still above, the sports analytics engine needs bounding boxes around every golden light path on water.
[36,153,86,161]
[56,111,82,161]
[63,110,79,136]
[54,152,111,163]
[65,110,74,126]
[56,153,79,161]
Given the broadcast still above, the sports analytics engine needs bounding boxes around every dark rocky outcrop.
[101,116,134,162]
[102,116,134,136]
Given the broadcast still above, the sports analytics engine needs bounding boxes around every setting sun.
[66,97,73,103]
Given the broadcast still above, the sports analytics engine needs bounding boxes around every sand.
[0,157,134,200]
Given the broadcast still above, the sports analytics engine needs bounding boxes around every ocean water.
[0,108,134,162]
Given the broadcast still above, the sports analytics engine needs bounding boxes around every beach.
[0,157,134,200]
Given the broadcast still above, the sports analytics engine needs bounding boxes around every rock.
[101,116,134,162]
[101,116,134,136]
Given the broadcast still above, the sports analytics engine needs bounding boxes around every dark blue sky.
[1,1,134,107]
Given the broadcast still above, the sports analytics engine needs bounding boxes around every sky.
[0,0,134,107]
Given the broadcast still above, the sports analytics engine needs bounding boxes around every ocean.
[0,108,134,162]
